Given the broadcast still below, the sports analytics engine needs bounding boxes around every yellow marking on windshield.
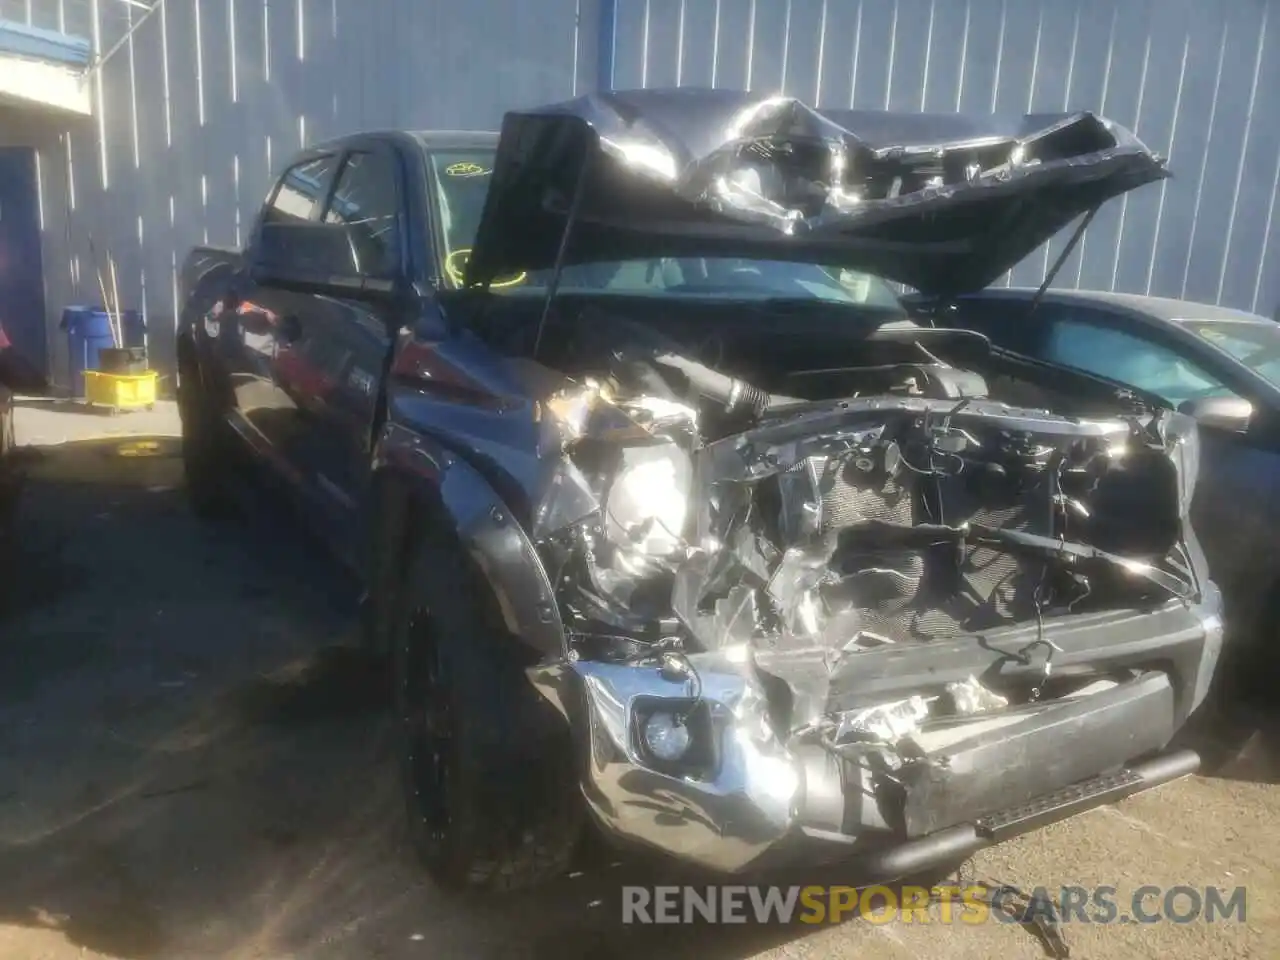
[444,247,527,289]
[444,161,490,178]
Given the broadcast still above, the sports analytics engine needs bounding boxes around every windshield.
[1181,319,1280,389]
[427,149,902,307]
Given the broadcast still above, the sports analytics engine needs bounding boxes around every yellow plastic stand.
[83,369,158,414]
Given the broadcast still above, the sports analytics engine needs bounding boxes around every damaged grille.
[676,400,1187,656]
[769,431,1064,646]
[936,466,1053,631]
[816,455,929,641]
[817,456,917,529]
[547,368,1194,670]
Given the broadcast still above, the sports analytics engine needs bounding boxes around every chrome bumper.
[532,602,1222,876]
[567,650,805,874]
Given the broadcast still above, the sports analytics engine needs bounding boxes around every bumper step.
[857,748,1200,882]
[976,768,1144,841]
[900,671,1176,838]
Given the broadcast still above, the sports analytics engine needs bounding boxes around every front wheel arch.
[364,443,567,663]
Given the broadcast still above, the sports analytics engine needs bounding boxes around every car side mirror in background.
[1177,395,1253,433]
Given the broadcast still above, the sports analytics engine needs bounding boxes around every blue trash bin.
[61,306,146,397]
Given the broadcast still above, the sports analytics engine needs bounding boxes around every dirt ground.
[1,398,1279,960]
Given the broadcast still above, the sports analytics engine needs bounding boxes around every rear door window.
[262,155,341,225]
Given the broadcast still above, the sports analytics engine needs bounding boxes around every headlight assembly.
[602,440,693,560]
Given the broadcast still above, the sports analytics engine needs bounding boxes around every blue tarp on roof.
[0,19,92,68]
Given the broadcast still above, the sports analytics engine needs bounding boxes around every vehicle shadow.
[1166,649,1280,786]
[1181,702,1280,786]
[0,434,889,960]
[0,433,1180,959]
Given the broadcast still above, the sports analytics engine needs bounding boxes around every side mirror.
[1177,395,1253,433]
[250,220,403,301]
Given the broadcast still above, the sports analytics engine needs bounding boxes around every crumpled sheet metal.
[534,381,1198,730]
[828,678,1007,756]
[585,93,1162,227]
[467,88,1171,294]
[700,395,1134,483]
[669,398,1199,674]
[530,378,701,542]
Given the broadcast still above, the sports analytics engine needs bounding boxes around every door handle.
[277,314,302,344]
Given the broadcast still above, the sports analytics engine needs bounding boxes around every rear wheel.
[177,358,231,519]
[0,404,17,536]
[391,530,582,892]
[0,405,14,457]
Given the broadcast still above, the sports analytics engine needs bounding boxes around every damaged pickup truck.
[176,89,1223,893]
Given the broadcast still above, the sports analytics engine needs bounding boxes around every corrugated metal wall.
[9,0,595,384]
[7,0,1279,386]
[609,0,1280,313]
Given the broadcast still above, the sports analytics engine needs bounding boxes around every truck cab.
[178,131,498,568]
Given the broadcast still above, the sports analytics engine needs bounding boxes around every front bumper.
[533,597,1222,876]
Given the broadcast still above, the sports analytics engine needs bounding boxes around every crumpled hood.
[465,88,1169,296]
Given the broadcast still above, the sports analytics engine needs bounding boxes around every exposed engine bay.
[519,300,1203,735]
[498,300,1210,869]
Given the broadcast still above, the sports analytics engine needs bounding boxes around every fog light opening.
[643,710,692,762]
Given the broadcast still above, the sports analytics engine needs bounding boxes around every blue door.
[0,148,47,378]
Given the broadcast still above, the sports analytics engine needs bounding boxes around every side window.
[262,155,340,225]
[604,259,681,291]
[1043,314,1238,407]
[322,150,403,279]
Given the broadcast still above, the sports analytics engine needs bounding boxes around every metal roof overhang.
[0,20,93,120]
[0,19,91,66]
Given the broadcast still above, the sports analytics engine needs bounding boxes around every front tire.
[391,530,582,892]
[177,359,231,519]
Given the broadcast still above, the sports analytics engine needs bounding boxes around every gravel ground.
[0,398,1277,960]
